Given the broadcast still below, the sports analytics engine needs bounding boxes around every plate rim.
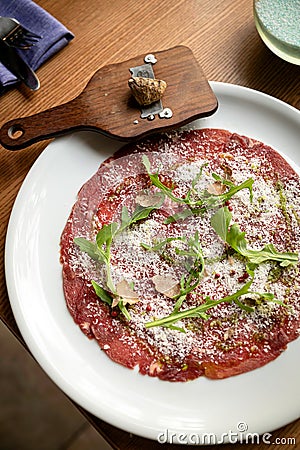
[4,81,300,443]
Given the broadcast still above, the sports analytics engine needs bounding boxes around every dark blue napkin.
[0,0,74,92]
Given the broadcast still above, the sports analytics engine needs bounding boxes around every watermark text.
[157,422,297,445]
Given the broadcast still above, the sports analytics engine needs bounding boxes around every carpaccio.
[60,128,300,381]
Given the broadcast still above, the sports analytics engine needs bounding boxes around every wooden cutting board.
[0,46,218,150]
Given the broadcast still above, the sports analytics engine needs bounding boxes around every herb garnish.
[145,270,279,329]
[142,155,254,221]
[143,202,296,330]
[142,231,205,313]
[74,197,164,319]
[75,222,117,293]
[211,206,298,267]
[75,157,297,330]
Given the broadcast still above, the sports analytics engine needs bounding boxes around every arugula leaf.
[93,223,117,292]
[118,300,131,321]
[74,223,119,271]
[164,323,187,333]
[145,272,279,329]
[75,199,166,320]
[91,281,131,319]
[184,163,208,203]
[211,207,299,267]
[243,244,298,267]
[145,278,253,328]
[119,197,164,233]
[164,208,193,224]
[174,232,205,296]
[210,205,231,241]
[145,262,289,329]
[142,155,254,219]
[140,236,184,252]
[141,231,205,313]
[142,155,182,204]
[73,237,102,262]
[91,280,113,305]
[96,222,118,249]
[212,173,253,199]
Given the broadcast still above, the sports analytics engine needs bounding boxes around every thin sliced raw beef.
[60,129,300,381]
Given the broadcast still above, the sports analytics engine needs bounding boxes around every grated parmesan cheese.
[62,129,300,379]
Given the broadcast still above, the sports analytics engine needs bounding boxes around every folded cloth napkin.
[0,0,74,93]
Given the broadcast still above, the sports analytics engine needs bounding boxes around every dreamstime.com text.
[157,422,297,445]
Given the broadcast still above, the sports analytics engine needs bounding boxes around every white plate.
[5,82,300,444]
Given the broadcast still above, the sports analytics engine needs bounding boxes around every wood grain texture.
[0,46,217,149]
[0,0,299,449]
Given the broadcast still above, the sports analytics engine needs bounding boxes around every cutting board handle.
[0,97,85,150]
[0,47,218,150]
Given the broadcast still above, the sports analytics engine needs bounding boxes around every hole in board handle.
[8,125,24,140]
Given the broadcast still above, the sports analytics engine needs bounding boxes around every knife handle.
[0,97,86,150]
[0,39,40,91]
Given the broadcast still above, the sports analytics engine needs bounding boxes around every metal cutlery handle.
[0,39,39,90]
[0,16,40,49]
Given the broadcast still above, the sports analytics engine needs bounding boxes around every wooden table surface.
[0,0,299,448]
